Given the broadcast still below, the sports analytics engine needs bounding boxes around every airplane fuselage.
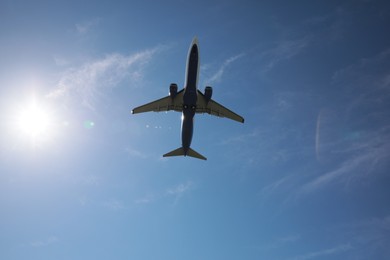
[131,37,244,160]
[181,39,200,155]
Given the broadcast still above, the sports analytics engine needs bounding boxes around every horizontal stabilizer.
[163,147,185,157]
[187,148,207,160]
[163,147,207,160]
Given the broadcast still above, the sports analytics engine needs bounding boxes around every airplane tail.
[163,147,207,160]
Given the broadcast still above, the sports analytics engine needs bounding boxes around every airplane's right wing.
[196,90,244,123]
[132,90,184,114]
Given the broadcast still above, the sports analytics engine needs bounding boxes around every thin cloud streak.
[125,147,149,159]
[166,181,194,205]
[167,181,194,196]
[345,215,390,249]
[103,199,126,210]
[134,194,155,204]
[288,244,352,260]
[30,236,59,247]
[306,216,390,259]
[205,53,245,85]
[301,126,390,195]
[262,47,390,200]
[256,234,301,251]
[298,48,390,194]
[260,37,310,73]
[260,175,295,198]
[47,47,162,110]
[134,181,195,206]
[76,18,100,34]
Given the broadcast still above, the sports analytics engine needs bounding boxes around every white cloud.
[133,181,195,206]
[166,181,194,205]
[79,196,88,206]
[103,199,125,210]
[125,147,149,159]
[256,234,301,251]
[301,125,390,195]
[75,19,100,35]
[47,47,161,110]
[298,48,390,194]
[260,37,310,73]
[346,215,390,247]
[255,48,390,200]
[309,216,390,259]
[53,55,70,66]
[30,236,59,247]
[289,244,352,260]
[135,194,155,204]
[260,175,294,198]
[204,53,245,85]
[332,48,390,87]
[166,181,194,195]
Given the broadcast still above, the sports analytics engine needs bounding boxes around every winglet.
[163,147,207,160]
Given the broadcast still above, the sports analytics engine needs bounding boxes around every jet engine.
[204,86,213,102]
[169,83,178,98]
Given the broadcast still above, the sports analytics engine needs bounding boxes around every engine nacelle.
[204,86,213,102]
[169,83,178,98]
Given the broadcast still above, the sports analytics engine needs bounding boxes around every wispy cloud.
[344,215,390,250]
[256,234,301,251]
[53,55,70,66]
[258,215,390,259]
[103,199,126,210]
[134,181,195,206]
[331,48,390,119]
[300,128,389,199]
[125,146,149,159]
[256,5,356,75]
[288,244,352,260]
[307,215,390,259]
[79,196,88,206]
[260,37,310,73]
[75,18,100,35]
[47,47,161,110]
[166,181,194,195]
[166,181,194,205]
[30,236,59,247]
[298,48,390,194]
[204,53,245,85]
[301,6,353,43]
[259,47,390,200]
[134,194,155,204]
[260,175,296,199]
[332,48,390,86]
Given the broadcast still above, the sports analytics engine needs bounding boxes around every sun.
[17,104,50,137]
[14,97,54,143]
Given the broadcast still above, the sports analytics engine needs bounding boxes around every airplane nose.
[191,45,198,54]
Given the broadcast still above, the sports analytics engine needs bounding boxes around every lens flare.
[84,120,95,129]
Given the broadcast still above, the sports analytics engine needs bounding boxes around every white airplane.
[132,37,244,160]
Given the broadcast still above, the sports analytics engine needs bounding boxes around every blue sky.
[1,0,390,259]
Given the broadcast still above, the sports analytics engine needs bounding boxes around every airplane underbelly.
[181,110,194,149]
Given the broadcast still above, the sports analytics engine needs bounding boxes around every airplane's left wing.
[132,90,184,114]
[196,90,244,123]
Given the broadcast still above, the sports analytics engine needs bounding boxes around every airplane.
[131,37,244,160]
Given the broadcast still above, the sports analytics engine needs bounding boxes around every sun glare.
[14,97,54,144]
[18,105,50,137]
